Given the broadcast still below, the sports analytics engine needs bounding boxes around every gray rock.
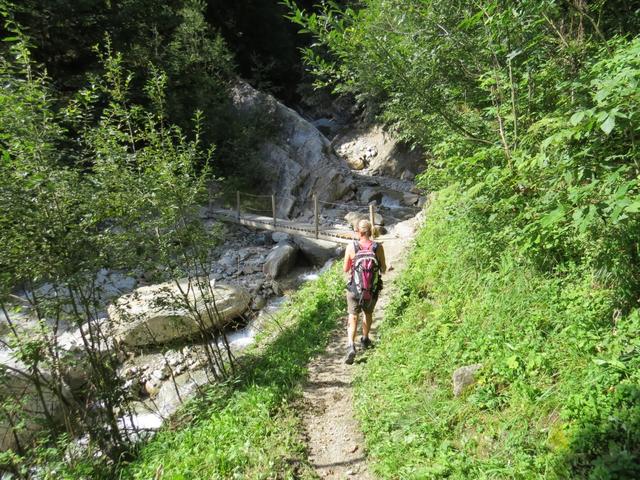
[251,295,267,310]
[94,269,137,302]
[56,318,114,393]
[402,192,420,206]
[263,244,298,279]
[400,169,415,181]
[271,232,291,244]
[271,281,283,296]
[108,280,250,347]
[358,187,384,205]
[144,378,162,398]
[153,369,210,418]
[255,233,273,246]
[452,363,483,397]
[230,81,354,217]
[345,211,384,228]
[293,236,341,266]
[311,117,340,137]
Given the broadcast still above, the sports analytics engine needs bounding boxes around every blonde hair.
[357,219,372,236]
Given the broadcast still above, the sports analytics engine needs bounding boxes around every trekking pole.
[236,191,241,220]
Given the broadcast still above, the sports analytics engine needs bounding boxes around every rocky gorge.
[0,80,425,454]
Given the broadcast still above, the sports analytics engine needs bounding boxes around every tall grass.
[355,188,640,479]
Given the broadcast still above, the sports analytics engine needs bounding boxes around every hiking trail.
[301,217,421,479]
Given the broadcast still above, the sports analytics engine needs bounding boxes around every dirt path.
[301,217,420,479]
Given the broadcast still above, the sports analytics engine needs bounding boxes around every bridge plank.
[209,209,395,244]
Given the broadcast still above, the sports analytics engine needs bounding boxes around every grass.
[117,264,346,480]
[354,189,640,479]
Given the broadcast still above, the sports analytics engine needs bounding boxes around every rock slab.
[108,280,250,347]
[230,81,354,217]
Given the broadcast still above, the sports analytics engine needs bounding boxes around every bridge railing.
[223,190,422,240]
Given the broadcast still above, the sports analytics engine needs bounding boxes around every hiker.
[343,219,386,364]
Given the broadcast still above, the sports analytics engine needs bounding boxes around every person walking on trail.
[343,219,386,365]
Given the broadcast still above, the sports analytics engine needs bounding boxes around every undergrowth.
[116,265,345,480]
[355,188,640,479]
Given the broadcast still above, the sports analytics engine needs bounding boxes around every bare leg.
[348,313,359,345]
[362,311,373,339]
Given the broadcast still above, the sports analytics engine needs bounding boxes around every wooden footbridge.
[209,191,420,245]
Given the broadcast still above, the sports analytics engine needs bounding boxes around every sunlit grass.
[120,265,346,480]
[355,190,640,479]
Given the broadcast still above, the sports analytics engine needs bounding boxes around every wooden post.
[314,195,319,239]
[236,191,240,220]
[272,194,277,228]
[369,204,376,238]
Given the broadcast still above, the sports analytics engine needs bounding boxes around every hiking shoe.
[345,345,356,365]
[360,336,373,349]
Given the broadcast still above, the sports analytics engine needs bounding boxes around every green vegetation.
[3,0,311,188]
[120,265,345,480]
[0,23,240,475]
[286,0,640,478]
[356,189,640,478]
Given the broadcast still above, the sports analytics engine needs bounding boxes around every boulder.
[346,156,366,170]
[400,169,415,181]
[358,187,384,205]
[57,318,114,393]
[251,295,267,310]
[402,192,420,206]
[293,236,341,266]
[152,368,210,418]
[35,270,137,308]
[108,280,251,347]
[263,244,298,279]
[230,81,354,217]
[271,232,291,244]
[0,350,72,452]
[452,363,483,397]
[345,211,385,228]
[144,378,162,398]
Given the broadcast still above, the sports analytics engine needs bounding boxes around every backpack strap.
[353,240,360,254]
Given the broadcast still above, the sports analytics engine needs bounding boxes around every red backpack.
[350,240,381,303]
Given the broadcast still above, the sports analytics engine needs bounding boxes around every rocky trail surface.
[301,214,422,479]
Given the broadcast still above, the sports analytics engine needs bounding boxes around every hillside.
[2,1,640,479]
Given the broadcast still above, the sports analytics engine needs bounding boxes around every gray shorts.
[346,290,378,315]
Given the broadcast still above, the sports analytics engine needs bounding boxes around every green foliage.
[1,0,277,188]
[287,0,640,300]
[356,190,640,479]
[121,265,346,479]
[0,26,230,473]
[285,3,640,476]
